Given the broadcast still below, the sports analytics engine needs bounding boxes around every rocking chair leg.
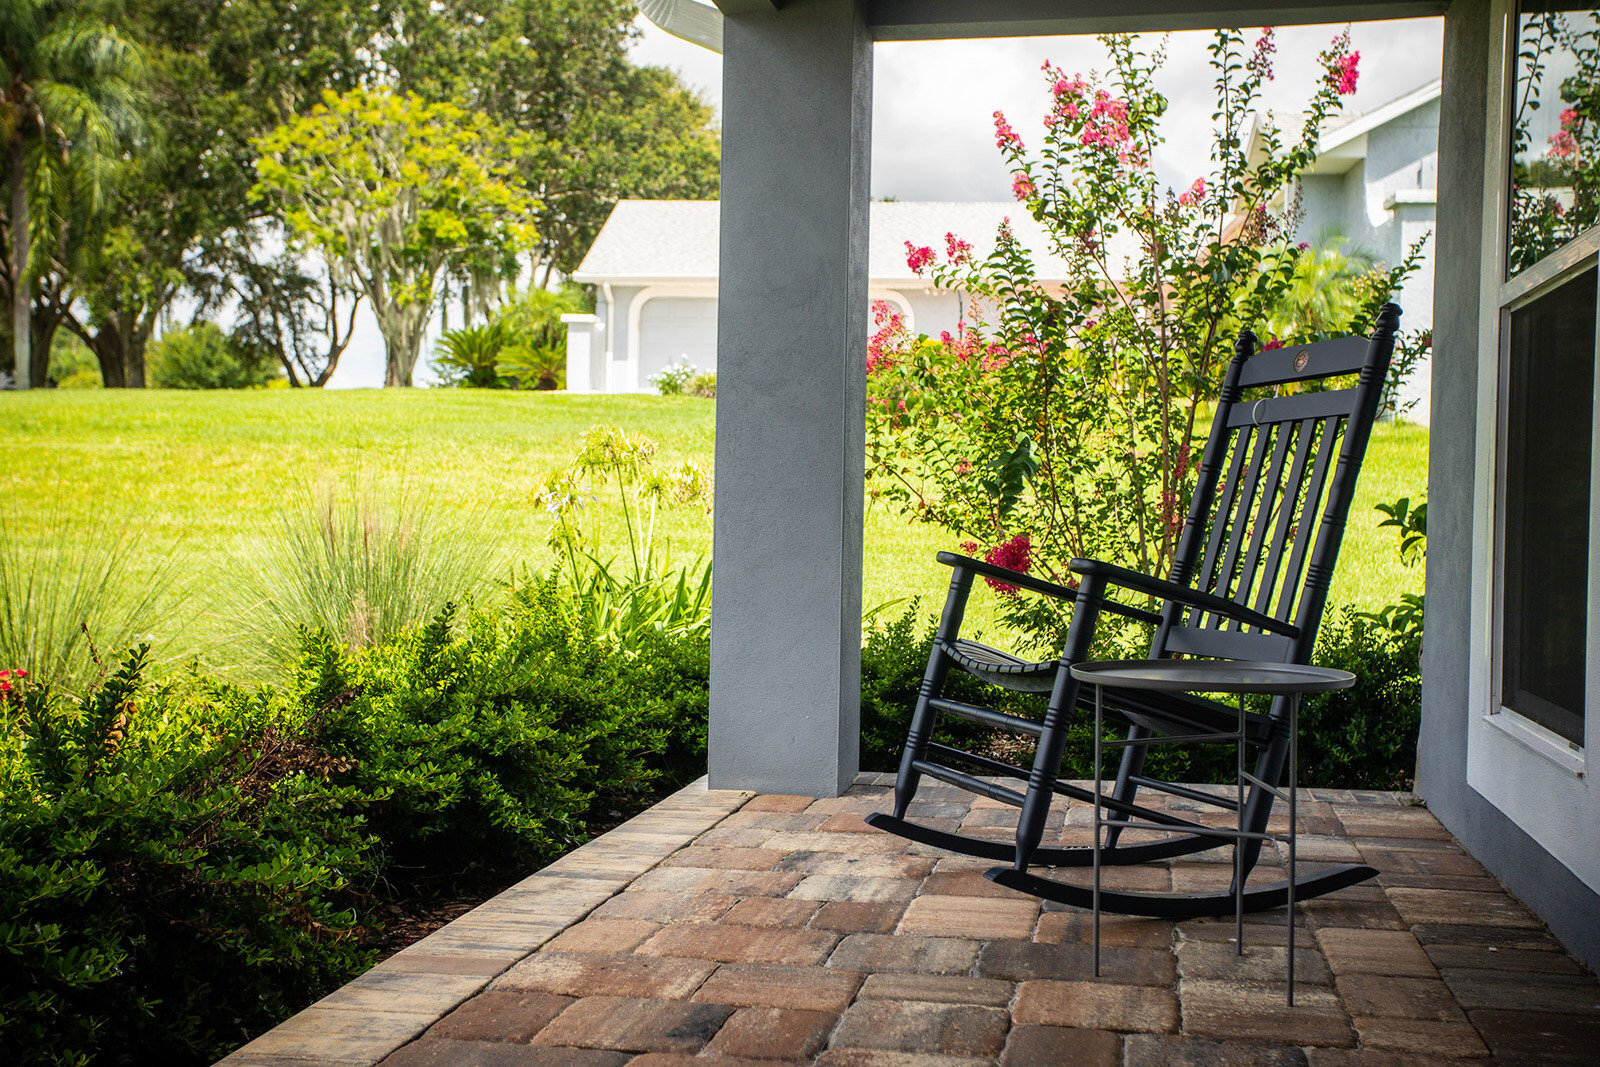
[1101,725,1151,850]
[1014,578,1105,870]
[893,569,974,819]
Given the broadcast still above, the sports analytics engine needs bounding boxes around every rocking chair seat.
[941,638,1057,692]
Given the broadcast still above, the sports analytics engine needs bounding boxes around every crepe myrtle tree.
[253,88,539,386]
[866,30,1410,631]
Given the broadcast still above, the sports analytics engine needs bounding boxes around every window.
[1499,268,1594,744]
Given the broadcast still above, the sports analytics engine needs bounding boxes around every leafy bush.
[431,288,583,390]
[0,650,379,1065]
[47,335,100,388]
[432,323,510,388]
[859,604,1421,790]
[647,359,701,396]
[685,370,716,398]
[148,324,281,389]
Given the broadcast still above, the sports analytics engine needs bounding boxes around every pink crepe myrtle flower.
[1549,129,1579,159]
[982,534,1033,596]
[1561,107,1581,129]
[1249,27,1277,81]
[993,110,1023,151]
[1176,177,1207,206]
[904,241,935,274]
[867,298,908,375]
[1080,92,1132,150]
[1296,241,1310,251]
[1331,49,1360,95]
[1012,172,1036,201]
[1262,336,1285,351]
[944,231,973,264]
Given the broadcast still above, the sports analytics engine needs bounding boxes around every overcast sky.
[329,14,1444,388]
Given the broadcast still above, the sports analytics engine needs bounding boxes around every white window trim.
[1467,0,1599,894]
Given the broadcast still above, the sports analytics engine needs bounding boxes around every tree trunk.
[29,307,58,388]
[86,324,128,388]
[9,138,29,390]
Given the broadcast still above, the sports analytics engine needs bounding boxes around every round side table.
[1068,659,1355,1005]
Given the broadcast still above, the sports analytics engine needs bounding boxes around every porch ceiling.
[221,776,1600,1064]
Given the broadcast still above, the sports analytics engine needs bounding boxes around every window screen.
[1501,267,1594,744]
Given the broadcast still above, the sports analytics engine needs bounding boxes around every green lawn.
[0,390,1427,664]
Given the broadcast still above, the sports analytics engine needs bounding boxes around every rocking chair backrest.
[1155,303,1401,666]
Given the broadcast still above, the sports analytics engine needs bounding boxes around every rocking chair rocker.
[865,304,1402,918]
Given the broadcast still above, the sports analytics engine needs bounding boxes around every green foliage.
[647,360,715,399]
[46,334,98,387]
[147,323,281,389]
[253,88,540,386]
[0,650,380,1065]
[385,0,719,286]
[0,0,148,387]
[433,322,511,388]
[431,289,581,389]
[536,425,713,644]
[229,482,512,667]
[1360,495,1427,649]
[289,594,692,868]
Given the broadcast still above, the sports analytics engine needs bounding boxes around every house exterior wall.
[1419,0,1600,971]
[1296,96,1439,420]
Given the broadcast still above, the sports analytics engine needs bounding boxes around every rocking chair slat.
[929,696,1044,737]
[1224,387,1360,428]
[1275,417,1341,629]
[1194,424,1255,611]
[1228,421,1298,622]
[869,306,1403,922]
[1207,423,1274,628]
[1252,418,1320,620]
[1236,334,1369,387]
[1161,625,1290,661]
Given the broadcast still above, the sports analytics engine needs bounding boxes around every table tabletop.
[1069,659,1356,695]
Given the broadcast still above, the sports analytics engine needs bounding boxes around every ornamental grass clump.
[0,516,182,695]
[865,29,1428,646]
[228,479,513,669]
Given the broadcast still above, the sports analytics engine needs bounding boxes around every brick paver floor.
[220,775,1600,1065]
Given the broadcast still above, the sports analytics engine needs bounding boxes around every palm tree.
[1,0,144,388]
[1266,224,1380,341]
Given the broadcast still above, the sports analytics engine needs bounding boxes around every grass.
[0,390,1427,666]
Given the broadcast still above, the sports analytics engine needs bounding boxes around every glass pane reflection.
[1509,4,1600,276]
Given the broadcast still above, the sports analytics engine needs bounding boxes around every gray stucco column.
[709,0,872,796]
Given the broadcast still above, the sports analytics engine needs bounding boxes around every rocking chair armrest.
[933,552,1163,625]
[1066,558,1302,638]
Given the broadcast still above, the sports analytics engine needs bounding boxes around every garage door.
[638,296,718,384]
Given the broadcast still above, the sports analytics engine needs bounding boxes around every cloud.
[629,15,1444,203]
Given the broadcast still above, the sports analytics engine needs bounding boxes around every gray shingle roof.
[572,199,1121,283]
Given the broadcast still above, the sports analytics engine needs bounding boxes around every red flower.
[982,534,1032,596]
[944,231,973,264]
[904,242,936,274]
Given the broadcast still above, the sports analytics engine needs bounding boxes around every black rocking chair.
[866,304,1401,918]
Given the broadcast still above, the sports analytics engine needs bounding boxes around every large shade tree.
[0,0,144,388]
[385,0,719,291]
[253,88,539,386]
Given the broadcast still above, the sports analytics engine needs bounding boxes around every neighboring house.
[1250,80,1441,420]
[564,200,1093,392]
